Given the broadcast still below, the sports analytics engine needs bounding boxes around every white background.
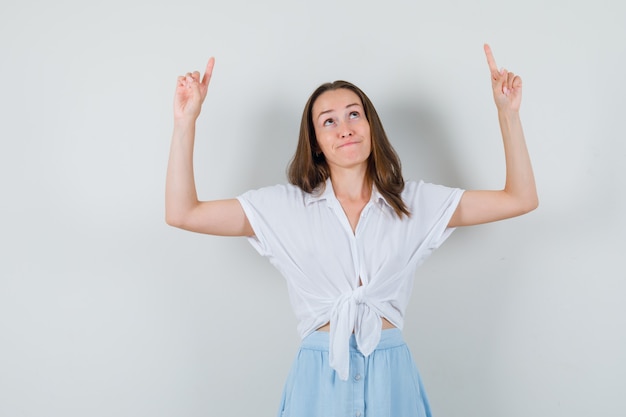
[1,0,625,416]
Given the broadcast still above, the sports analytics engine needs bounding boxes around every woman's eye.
[349,111,360,119]
[323,118,334,126]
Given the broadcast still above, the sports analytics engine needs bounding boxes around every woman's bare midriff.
[317,318,396,332]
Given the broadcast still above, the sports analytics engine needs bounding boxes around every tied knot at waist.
[328,285,383,381]
[352,284,367,304]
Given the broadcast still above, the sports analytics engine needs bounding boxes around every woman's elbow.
[520,194,539,215]
[165,211,186,229]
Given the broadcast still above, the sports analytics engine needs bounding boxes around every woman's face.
[312,88,372,173]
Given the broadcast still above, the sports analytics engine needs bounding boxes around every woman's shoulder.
[238,183,310,207]
[403,179,461,193]
[401,179,463,207]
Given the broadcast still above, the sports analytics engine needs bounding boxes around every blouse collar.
[304,177,392,210]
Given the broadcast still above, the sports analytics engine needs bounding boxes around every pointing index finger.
[201,57,215,87]
[484,44,499,77]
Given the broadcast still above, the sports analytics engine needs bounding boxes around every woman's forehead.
[312,89,363,118]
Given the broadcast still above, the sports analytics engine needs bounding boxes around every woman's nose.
[340,126,353,138]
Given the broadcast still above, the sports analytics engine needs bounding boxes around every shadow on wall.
[238,96,301,190]
[238,94,464,192]
[379,98,464,188]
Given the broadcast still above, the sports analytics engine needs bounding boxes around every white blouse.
[237,178,464,381]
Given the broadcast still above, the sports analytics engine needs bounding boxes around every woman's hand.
[173,57,215,122]
[484,44,522,113]
[448,44,537,227]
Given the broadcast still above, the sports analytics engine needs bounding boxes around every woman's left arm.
[448,44,538,227]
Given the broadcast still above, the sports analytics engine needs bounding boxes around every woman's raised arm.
[165,58,253,236]
[448,44,538,227]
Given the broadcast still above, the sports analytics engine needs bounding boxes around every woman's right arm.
[165,58,253,236]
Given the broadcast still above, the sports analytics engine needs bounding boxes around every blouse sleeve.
[236,184,304,258]
[405,180,465,250]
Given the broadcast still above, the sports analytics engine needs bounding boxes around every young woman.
[165,44,537,417]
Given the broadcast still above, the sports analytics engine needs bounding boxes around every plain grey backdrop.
[1,0,625,416]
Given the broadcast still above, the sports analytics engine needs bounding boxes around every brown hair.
[287,80,410,217]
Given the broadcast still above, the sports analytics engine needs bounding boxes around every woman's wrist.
[173,115,197,130]
[497,108,521,123]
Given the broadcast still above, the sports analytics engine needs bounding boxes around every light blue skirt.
[277,329,432,417]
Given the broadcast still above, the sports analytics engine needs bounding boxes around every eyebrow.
[316,103,361,120]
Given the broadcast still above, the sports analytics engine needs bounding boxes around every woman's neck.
[329,166,371,202]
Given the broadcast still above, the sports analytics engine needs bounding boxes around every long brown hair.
[288,80,410,217]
